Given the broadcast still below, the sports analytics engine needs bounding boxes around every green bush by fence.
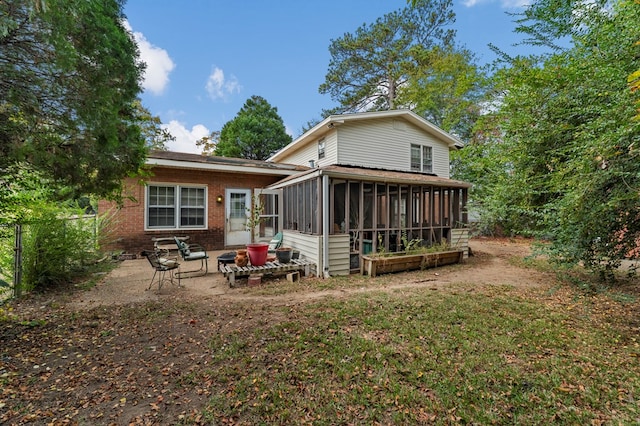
[0,212,105,300]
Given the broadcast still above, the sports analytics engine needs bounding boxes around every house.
[97,153,307,254]
[100,110,470,276]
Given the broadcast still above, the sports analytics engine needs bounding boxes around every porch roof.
[269,164,472,189]
[146,150,309,176]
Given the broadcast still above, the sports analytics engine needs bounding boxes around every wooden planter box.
[361,249,464,277]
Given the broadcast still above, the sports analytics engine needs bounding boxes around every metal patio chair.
[141,250,181,293]
[173,237,209,278]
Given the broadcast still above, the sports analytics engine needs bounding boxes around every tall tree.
[466,0,640,277]
[0,0,146,200]
[319,0,485,140]
[400,44,486,139]
[215,96,292,160]
[319,0,455,113]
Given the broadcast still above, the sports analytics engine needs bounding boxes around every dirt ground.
[1,237,560,425]
[68,237,544,310]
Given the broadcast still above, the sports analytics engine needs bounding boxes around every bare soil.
[68,236,545,310]
[1,237,559,425]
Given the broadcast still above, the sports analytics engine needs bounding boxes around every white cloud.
[206,67,242,100]
[162,120,210,154]
[123,20,175,95]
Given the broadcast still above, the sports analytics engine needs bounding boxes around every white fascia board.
[267,116,336,162]
[267,169,322,189]
[146,158,301,176]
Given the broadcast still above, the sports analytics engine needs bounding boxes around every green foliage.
[318,0,485,139]
[0,0,147,200]
[319,0,455,112]
[400,44,487,140]
[134,100,176,151]
[195,130,221,156]
[0,164,56,226]
[400,231,423,254]
[214,96,292,160]
[463,0,640,277]
[0,166,114,293]
[21,206,101,290]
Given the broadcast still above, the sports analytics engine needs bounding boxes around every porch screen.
[282,178,319,234]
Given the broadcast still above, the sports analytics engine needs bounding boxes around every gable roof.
[268,110,464,163]
[147,150,307,176]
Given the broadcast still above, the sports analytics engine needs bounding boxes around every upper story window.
[410,144,433,173]
[318,138,325,159]
[147,184,207,229]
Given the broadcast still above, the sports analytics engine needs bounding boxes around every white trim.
[253,188,283,242]
[410,143,433,173]
[267,169,322,190]
[146,158,301,176]
[144,182,208,231]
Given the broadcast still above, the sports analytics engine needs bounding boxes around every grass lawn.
[194,280,640,425]
[1,268,639,424]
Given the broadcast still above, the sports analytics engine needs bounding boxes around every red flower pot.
[246,243,269,266]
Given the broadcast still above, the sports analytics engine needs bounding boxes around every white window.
[318,138,325,159]
[410,144,433,173]
[147,184,207,229]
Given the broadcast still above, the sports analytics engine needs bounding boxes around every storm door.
[225,189,251,246]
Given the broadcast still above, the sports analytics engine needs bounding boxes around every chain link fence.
[0,215,98,303]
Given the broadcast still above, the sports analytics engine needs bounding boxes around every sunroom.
[268,165,471,277]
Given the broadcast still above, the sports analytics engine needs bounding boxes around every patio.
[69,250,304,310]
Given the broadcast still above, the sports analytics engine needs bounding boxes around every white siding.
[336,118,451,178]
[279,132,338,168]
[282,231,321,276]
[328,234,350,275]
[281,231,351,276]
[451,228,470,259]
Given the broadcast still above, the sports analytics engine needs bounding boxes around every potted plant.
[275,247,292,263]
[245,195,269,266]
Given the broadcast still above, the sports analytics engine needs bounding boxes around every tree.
[195,130,220,156]
[0,0,147,200]
[399,44,486,139]
[318,0,485,140]
[465,0,640,278]
[319,0,455,113]
[135,101,176,151]
[215,96,292,160]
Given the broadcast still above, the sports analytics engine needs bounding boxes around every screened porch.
[277,166,470,274]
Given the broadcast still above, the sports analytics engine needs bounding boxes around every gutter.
[146,157,302,176]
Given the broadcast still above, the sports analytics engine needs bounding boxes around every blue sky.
[124,0,533,154]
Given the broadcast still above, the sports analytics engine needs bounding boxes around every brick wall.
[98,167,284,255]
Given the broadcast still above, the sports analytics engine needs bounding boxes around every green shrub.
[21,207,101,290]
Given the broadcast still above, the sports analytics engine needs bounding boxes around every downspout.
[322,173,331,278]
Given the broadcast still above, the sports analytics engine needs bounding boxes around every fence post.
[13,224,23,298]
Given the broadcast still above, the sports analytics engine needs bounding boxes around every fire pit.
[216,251,237,271]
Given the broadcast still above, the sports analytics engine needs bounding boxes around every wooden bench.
[220,259,314,287]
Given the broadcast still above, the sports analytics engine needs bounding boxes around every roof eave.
[146,157,304,176]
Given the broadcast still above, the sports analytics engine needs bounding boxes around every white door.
[254,188,282,242]
[226,189,251,246]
